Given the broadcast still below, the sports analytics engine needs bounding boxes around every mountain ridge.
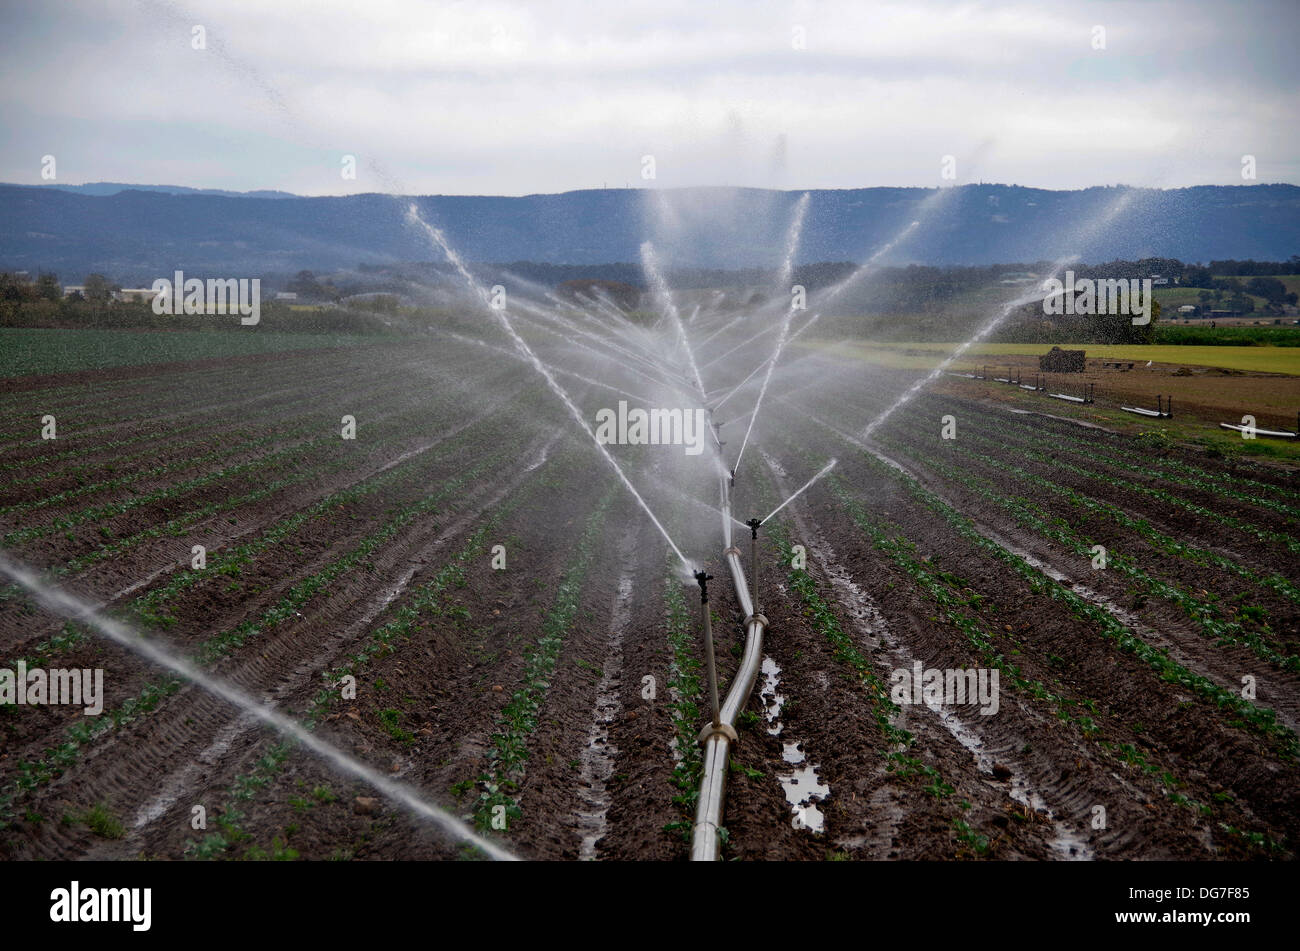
[3,182,1296,282]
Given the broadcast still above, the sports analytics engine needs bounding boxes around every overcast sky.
[1,0,1297,196]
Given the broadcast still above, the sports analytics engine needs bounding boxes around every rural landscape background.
[1,0,1298,883]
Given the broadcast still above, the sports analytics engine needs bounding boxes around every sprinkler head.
[745,517,762,539]
[693,569,714,603]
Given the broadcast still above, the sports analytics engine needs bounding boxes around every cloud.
[0,0,1296,193]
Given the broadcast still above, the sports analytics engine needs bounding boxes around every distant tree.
[35,272,61,301]
[287,270,327,298]
[0,272,37,303]
[83,273,114,302]
[1245,276,1287,304]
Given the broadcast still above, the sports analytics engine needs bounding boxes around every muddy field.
[1,329,1297,861]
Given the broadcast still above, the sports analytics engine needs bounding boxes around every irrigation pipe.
[690,472,769,861]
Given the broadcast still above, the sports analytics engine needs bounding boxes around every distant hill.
[33,182,298,199]
[1,182,1296,283]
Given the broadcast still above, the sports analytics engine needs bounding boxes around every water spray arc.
[0,553,516,861]
[761,458,838,524]
[406,204,694,573]
[859,258,1074,442]
[641,241,710,402]
[775,193,812,294]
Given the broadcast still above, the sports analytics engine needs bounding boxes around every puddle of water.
[576,568,632,860]
[844,447,1101,858]
[773,456,1092,859]
[758,655,829,833]
[923,697,1093,860]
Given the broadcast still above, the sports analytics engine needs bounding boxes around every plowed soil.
[2,334,1296,861]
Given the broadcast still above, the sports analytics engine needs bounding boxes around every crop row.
[882,434,1300,673]
[0,355,434,492]
[0,437,516,829]
[978,400,1300,508]
[0,338,425,444]
[661,559,705,844]
[824,472,1285,854]
[474,488,616,832]
[952,426,1300,556]
[186,446,568,860]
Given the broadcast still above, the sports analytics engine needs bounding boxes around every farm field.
[822,340,1300,375]
[0,327,401,379]
[1,307,1296,862]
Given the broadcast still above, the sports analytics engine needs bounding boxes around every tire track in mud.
[859,430,1300,738]
[112,432,567,857]
[17,431,565,860]
[206,439,618,861]
[761,448,1091,859]
[596,541,693,861]
[782,386,1300,731]
[773,401,1298,856]
[0,375,535,669]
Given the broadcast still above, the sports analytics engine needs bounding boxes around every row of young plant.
[2,419,321,519]
[473,487,618,833]
[835,443,1291,852]
[785,392,1295,847]
[865,444,1295,753]
[661,558,706,845]
[56,384,528,580]
[6,441,318,549]
[0,341,354,421]
[0,357,426,493]
[9,393,531,676]
[2,389,464,550]
[130,412,528,635]
[4,369,529,560]
[0,351,424,476]
[0,340,436,446]
[0,379,504,631]
[972,427,1300,556]
[830,383,1300,517]
[0,436,515,830]
[960,431,1300,605]
[825,472,1285,855]
[980,400,1300,509]
[194,455,499,666]
[185,448,562,860]
[883,433,1300,673]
